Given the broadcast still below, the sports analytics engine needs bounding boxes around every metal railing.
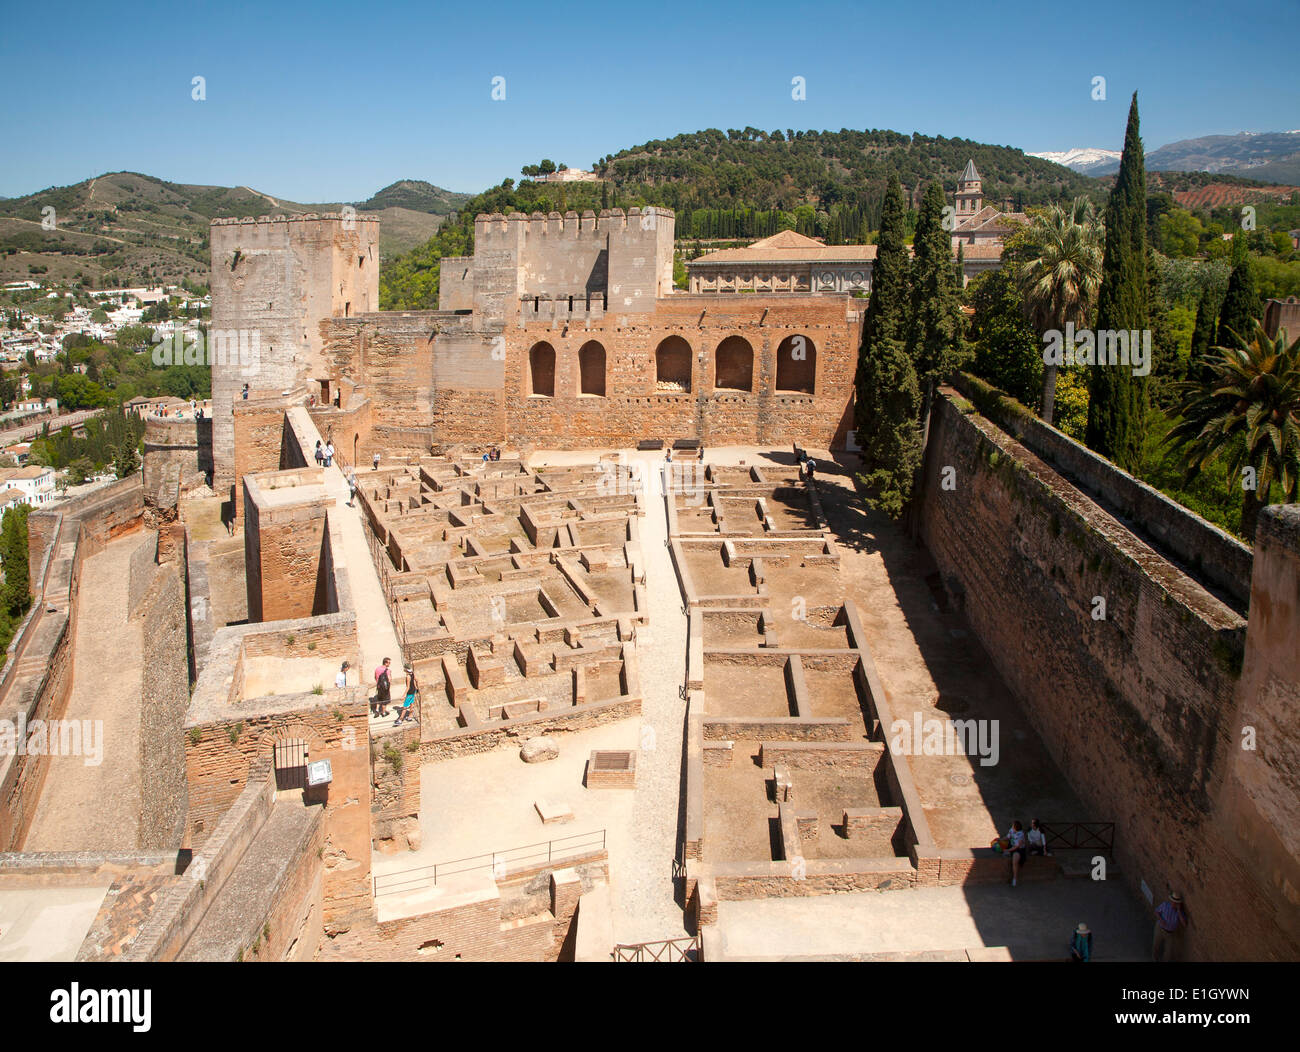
[613,935,700,962]
[373,829,606,898]
[1040,822,1115,853]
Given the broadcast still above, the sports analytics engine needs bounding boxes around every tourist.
[1027,818,1050,857]
[241,383,249,400]
[372,452,380,471]
[697,445,705,462]
[346,469,357,507]
[335,661,350,689]
[395,664,418,726]
[1069,923,1092,962]
[314,440,323,467]
[373,657,393,717]
[1152,892,1188,961]
[1005,820,1027,886]
[665,447,673,462]
[804,458,817,481]
[324,440,334,467]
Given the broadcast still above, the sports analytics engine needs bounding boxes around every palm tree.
[1168,319,1300,541]
[1011,197,1105,425]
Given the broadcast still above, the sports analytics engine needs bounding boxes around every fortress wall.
[321,312,437,431]
[0,478,144,851]
[502,296,860,450]
[951,373,1252,606]
[1221,505,1300,955]
[143,416,212,501]
[438,256,474,311]
[209,215,379,488]
[918,387,1298,960]
[136,560,190,850]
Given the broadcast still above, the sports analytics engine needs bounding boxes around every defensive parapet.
[462,207,675,322]
[208,213,379,490]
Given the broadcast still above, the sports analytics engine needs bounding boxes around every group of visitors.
[793,442,817,481]
[481,447,502,463]
[336,658,418,727]
[992,818,1050,887]
[314,439,335,468]
[363,657,419,726]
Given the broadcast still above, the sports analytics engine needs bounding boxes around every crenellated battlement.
[210,213,380,228]
[474,206,675,242]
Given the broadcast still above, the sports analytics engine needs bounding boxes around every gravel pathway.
[23,533,147,851]
[608,454,691,944]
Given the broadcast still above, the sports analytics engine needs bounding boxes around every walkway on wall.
[22,532,148,851]
[528,449,690,946]
[286,408,401,702]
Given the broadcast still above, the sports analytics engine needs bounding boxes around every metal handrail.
[612,935,700,962]
[373,828,606,897]
[1038,822,1115,852]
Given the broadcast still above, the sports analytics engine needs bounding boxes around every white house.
[0,465,56,506]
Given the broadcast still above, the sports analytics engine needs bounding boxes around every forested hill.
[594,127,1098,223]
[379,126,1101,309]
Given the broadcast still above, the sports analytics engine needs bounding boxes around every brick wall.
[917,388,1298,960]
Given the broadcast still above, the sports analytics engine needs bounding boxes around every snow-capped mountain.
[1028,148,1122,176]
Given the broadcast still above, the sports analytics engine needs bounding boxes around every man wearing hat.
[1153,892,1188,961]
[1069,922,1092,962]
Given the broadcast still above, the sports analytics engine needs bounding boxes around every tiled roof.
[693,231,879,264]
[960,159,981,183]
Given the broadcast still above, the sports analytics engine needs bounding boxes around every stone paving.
[22,532,148,852]
[715,879,1151,961]
[528,449,691,945]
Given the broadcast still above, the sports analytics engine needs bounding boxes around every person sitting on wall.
[1027,818,1050,857]
[1005,820,1027,886]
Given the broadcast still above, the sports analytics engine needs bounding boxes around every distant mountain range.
[0,173,472,287]
[1028,148,1122,176]
[1032,130,1300,183]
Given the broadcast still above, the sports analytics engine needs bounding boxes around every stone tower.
[208,214,379,489]
[954,159,983,221]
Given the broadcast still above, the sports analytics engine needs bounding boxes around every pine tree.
[1216,255,1259,349]
[855,175,922,517]
[1085,92,1150,473]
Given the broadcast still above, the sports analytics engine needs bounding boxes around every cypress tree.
[0,504,31,620]
[1188,284,1220,383]
[855,174,922,517]
[908,180,967,431]
[1216,256,1259,350]
[1085,92,1150,473]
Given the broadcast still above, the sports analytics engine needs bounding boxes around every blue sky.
[1,0,1296,201]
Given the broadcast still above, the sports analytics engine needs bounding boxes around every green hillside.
[0,171,466,287]
[380,126,1102,310]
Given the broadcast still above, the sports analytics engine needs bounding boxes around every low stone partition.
[703,717,855,743]
[420,695,643,763]
[758,741,886,771]
[935,846,1061,886]
[843,807,905,856]
[704,857,917,900]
